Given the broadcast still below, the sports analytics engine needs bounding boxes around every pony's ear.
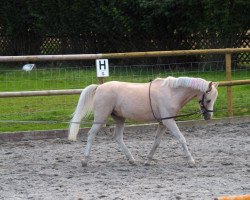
[207,82,213,92]
[213,82,219,88]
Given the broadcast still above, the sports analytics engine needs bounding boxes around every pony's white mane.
[162,76,210,92]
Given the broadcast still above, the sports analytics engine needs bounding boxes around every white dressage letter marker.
[96,59,109,77]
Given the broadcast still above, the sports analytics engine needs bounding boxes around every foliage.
[0,0,249,54]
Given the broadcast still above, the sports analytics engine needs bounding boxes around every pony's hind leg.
[145,123,166,165]
[82,97,114,167]
[112,115,135,165]
[82,123,103,167]
[163,119,195,166]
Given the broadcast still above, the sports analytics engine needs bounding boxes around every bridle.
[148,81,213,123]
[198,93,214,114]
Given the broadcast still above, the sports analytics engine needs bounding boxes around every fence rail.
[0,80,249,98]
[0,48,250,62]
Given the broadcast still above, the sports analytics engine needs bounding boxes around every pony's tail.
[68,84,98,141]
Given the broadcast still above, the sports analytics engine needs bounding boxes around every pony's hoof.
[129,159,136,165]
[144,160,151,166]
[188,159,196,167]
[81,159,88,167]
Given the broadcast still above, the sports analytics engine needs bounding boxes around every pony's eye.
[206,100,211,104]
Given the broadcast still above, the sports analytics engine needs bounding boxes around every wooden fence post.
[225,53,233,116]
[98,77,106,127]
[98,77,105,84]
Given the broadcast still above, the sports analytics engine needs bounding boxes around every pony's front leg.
[145,123,166,165]
[82,124,102,167]
[162,119,195,166]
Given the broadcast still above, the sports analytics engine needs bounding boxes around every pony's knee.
[171,132,186,144]
[114,127,124,143]
[114,134,123,144]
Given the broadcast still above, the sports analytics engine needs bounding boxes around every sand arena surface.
[0,121,249,200]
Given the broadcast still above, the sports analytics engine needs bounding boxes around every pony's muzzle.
[203,112,212,120]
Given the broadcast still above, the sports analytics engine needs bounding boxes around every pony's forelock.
[161,76,210,92]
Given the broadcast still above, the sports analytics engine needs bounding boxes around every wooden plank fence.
[0,48,250,116]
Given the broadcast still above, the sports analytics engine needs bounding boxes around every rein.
[148,81,210,123]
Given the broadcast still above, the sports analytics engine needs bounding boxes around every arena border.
[0,116,249,142]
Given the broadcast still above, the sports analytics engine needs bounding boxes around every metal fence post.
[225,53,233,116]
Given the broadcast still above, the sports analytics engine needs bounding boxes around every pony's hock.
[69,76,218,167]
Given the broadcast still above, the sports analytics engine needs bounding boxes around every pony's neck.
[174,87,200,109]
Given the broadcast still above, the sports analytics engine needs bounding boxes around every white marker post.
[96,59,109,127]
[96,59,109,84]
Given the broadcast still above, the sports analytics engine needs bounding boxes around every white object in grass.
[22,64,36,71]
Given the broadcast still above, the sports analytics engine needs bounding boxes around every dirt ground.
[0,121,249,200]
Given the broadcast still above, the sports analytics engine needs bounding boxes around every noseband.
[199,93,214,114]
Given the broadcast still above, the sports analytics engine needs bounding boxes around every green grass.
[0,65,249,132]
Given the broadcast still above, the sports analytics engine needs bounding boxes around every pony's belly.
[114,106,154,122]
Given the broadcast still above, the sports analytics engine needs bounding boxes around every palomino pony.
[68,76,218,167]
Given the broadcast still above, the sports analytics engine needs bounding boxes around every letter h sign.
[96,59,109,77]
